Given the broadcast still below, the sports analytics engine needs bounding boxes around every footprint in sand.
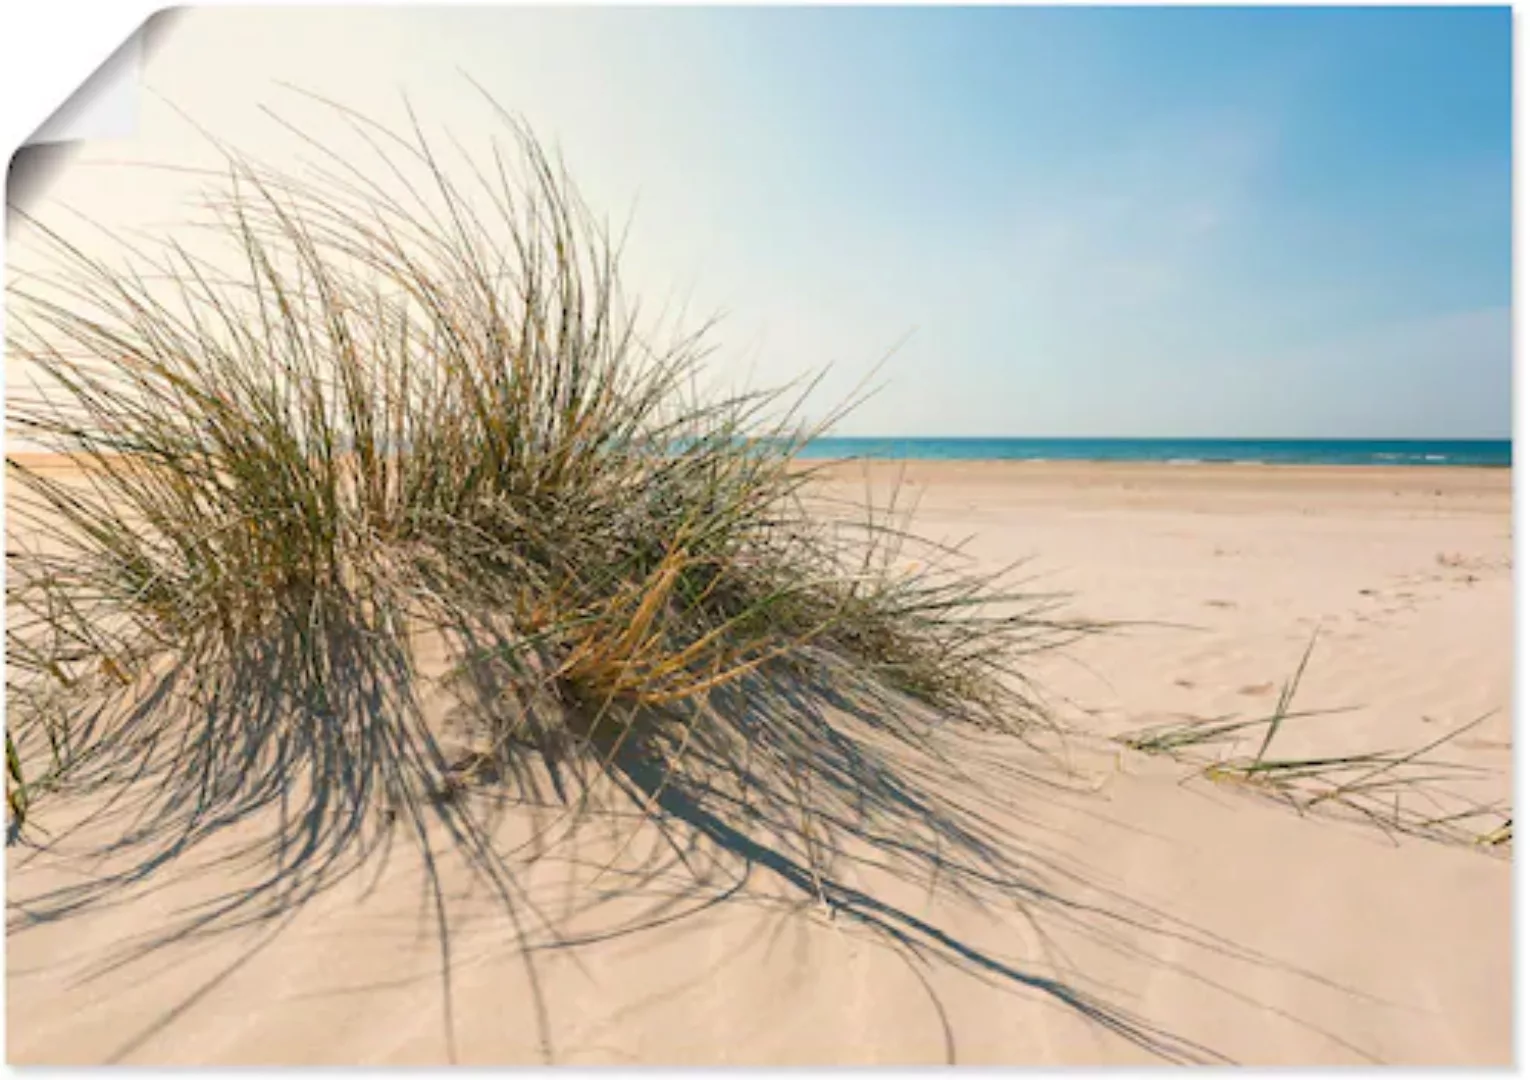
[1238,682,1275,697]
[1203,599,1237,609]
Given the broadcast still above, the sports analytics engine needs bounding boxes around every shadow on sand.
[7,616,1391,1065]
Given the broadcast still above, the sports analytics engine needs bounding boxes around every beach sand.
[6,461,1513,1065]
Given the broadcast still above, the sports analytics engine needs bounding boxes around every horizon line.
[809,434,1512,443]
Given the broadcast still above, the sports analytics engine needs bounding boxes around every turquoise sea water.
[796,437,1511,468]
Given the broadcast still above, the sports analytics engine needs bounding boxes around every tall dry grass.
[4,98,1084,885]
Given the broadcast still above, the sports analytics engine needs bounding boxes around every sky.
[12,5,1513,439]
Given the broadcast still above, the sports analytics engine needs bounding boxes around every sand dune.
[6,462,1512,1065]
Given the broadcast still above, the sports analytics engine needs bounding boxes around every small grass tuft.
[1119,631,1509,851]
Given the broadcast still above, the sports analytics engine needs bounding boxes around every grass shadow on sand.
[8,630,1411,1065]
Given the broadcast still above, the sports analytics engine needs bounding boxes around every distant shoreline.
[796,454,1512,470]
[795,437,1511,469]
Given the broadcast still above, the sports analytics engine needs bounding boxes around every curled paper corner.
[8,7,183,222]
[26,28,143,149]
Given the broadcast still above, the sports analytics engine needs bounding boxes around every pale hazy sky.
[13,6,1512,439]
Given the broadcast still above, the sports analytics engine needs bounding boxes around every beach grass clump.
[4,99,1081,860]
[1118,634,1509,851]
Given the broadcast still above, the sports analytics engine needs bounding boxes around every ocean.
[795,437,1512,468]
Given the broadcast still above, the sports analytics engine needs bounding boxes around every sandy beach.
[6,5,1509,1066]
[815,460,1512,796]
[6,460,1512,1066]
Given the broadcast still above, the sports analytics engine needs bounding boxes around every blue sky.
[93,7,1520,437]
